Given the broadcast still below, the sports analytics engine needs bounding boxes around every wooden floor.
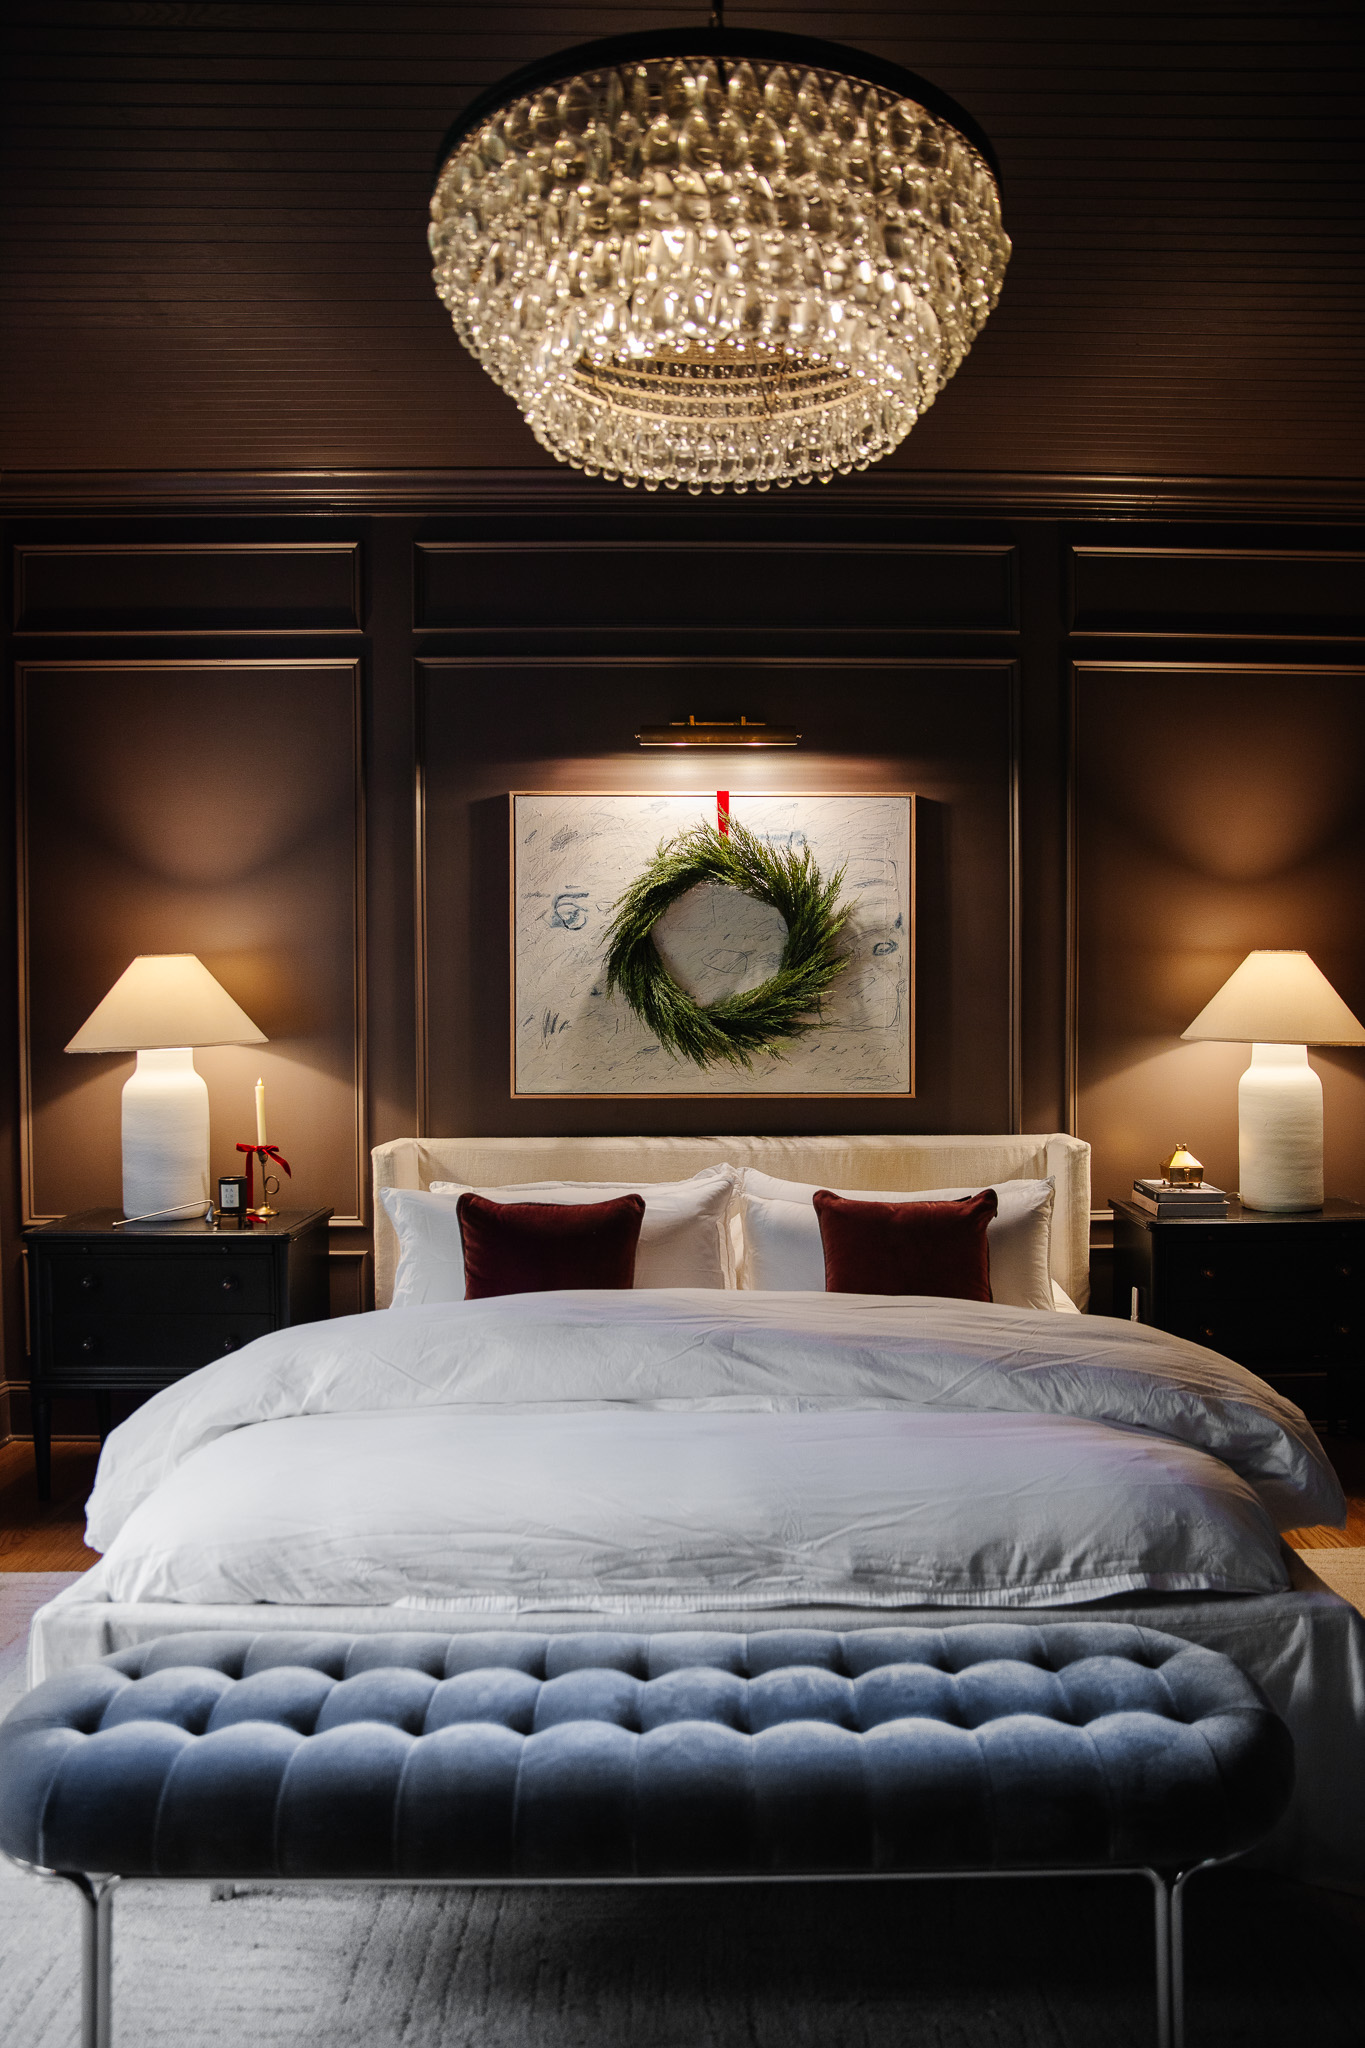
[0,1440,101,1570]
[0,1433,1362,1570]
[1283,1434,1365,1548]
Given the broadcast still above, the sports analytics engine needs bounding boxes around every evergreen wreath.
[603,816,851,1070]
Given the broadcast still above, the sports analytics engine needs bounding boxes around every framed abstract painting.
[510,790,914,1098]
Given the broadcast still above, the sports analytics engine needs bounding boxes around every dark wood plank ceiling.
[2,1,1361,484]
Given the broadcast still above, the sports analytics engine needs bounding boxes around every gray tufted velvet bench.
[0,1622,1292,2048]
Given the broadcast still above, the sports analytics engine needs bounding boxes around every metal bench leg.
[1149,1871,1174,2048]
[1169,1867,1200,2048]
[66,1873,119,2048]
[1162,1854,1242,2048]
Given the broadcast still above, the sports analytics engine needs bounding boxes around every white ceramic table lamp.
[66,955,267,1219]
[1181,950,1365,1211]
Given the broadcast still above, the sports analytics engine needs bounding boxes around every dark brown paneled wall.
[1075,661,1365,1211]
[414,540,1018,636]
[418,659,1016,1138]
[3,2,1361,482]
[2,501,1363,1434]
[14,543,362,636]
[18,659,366,1227]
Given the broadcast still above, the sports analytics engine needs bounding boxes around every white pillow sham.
[383,1166,737,1305]
[740,1170,1056,1310]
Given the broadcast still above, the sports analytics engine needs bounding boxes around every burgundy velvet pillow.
[457,1191,645,1300]
[812,1187,999,1300]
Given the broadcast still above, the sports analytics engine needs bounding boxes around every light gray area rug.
[4,1861,1363,2048]
[1297,1548,1365,1618]
[0,1576,80,1688]
[1,1577,1363,2047]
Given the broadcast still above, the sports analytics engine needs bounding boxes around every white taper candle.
[255,1078,267,1145]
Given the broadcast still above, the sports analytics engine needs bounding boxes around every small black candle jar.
[216,1175,250,1227]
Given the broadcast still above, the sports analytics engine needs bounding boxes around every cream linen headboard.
[371,1133,1092,1312]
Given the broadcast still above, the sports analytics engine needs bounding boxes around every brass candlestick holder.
[235,1141,292,1219]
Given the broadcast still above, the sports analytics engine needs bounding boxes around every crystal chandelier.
[430,10,1010,493]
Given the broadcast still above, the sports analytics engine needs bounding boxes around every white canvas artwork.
[511,791,914,1097]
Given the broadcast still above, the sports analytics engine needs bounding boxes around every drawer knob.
[1201,1266,1216,1282]
[1337,1324,1350,1337]
[222,1336,240,1353]
[80,1275,98,1292]
[1339,1266,1353,1280]
[221,1277,240,1292]
[1201,1326,1215,1340]
[80,1337,97,1354]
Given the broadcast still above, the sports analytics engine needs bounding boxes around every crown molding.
[1,469,1363,522]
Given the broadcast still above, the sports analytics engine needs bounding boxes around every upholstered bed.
[24,1133,1365,1888]
[368,1133,1095,1314]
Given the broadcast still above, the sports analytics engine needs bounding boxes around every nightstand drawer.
[1161,1298,1356,1361]
[46,1312,276,1379]
[46,1254,275,1318]
[1156,1227,1358,1360]
[1157,1228,1360,1294]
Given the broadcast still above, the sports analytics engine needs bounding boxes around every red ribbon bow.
[236,1141,292,1210]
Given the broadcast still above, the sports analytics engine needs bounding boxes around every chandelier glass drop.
[430,15,1010,492]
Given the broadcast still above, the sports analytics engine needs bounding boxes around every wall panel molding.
[1064,660,1081,1139]
[1007,661,1023,1132]
[413,661,431,1140]
[1066,660,1365,1135]
[13,542,362,636]
[16,658,368,1231]
[415,655,1021,1138]
[5,471,1365,521]
[1070,546,1365,638]
[1070,659,1365,1207]
[415,540,1017,635]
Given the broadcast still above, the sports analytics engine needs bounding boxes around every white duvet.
[87,1290,1344,1613]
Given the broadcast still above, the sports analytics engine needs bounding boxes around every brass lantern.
[1160,1143,1204,1188]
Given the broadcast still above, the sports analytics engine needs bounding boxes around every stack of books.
[1130,1178,1229,1218]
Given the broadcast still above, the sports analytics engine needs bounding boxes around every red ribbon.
[236,1142,292,1211]
[717,789,730,838]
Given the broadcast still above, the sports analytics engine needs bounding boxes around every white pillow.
[739,1170,1056,1310]
[383,1167,738,1305]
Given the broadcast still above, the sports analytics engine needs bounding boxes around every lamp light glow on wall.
[66,956,267,1221]
[429,8,1009,493]
[1181,951,1365,1212]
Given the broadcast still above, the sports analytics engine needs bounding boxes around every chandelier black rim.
[435,26,1001,184]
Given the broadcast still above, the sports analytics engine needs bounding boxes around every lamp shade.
[1181,951,1365,1046]
[65,955,266,1053]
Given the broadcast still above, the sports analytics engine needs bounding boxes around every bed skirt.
[24,1550,1365,1894]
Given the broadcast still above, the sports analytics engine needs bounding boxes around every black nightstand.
[1110,1197,1365,1431]
[24,1207,332,1498]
